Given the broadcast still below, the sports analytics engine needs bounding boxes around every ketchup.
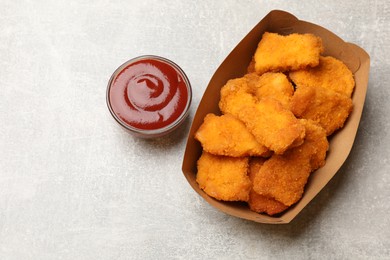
[108,57,190,133]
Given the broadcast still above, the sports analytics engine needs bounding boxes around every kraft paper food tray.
[182,10,370,224]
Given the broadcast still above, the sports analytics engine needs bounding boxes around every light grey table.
[1,1,389,259]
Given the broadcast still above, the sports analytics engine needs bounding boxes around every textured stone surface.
[0,1,389,259]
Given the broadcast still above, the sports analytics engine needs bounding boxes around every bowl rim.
[106,55,192,137]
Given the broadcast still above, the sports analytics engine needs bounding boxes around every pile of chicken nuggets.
[195,32,355,216]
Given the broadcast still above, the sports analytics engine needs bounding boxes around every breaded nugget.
[253,119,329,206]
[253,150,311,206]
[242,73,262,91]
[195,113,270,157]
[290,85,353,136]
[219,77,258,117]
[251,72,294,108]
[219,72,293,115]
[296,119,329,170]
[248,158,288,215]
[196,152,251,201]
[254,32,324,75]
[289,56,355,97]
[237,98,306,154]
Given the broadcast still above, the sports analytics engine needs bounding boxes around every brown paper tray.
[182,10,370,224]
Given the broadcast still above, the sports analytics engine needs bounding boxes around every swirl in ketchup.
[107,56,191,137]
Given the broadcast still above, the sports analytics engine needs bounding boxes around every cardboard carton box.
[182,10,370,224]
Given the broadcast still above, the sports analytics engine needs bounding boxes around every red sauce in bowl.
[107,56,191,138]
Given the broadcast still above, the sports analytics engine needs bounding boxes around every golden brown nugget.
[221,72,294,109]
[248,158,288,215]
[296,119,329,170]
[237,98,306,154]
[219,77,258,117]
[219,73,293,115]
[196,152,251,202]
[250,72,294,108]
[289,56,355,97]
[253,119,329,206]
[253,150,312,206]
[195,114,270,157]
[254,32,324,75]
[290,85,353,136]
[242,73,262,91]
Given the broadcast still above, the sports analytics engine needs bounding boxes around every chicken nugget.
[297,119,329,170]
[196,152,251,201]
[290,85,353,136]
[237,98,306,154]
[253,119,329,206]
[242,73,262,91]
[219,72,294,116]
[254,32,324,75]
[195,113,270,157]
[253,151,311,206]
[248,157,288,215]
[289,56,355,97]
[251,72,294,108]
[219,77,258,117]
